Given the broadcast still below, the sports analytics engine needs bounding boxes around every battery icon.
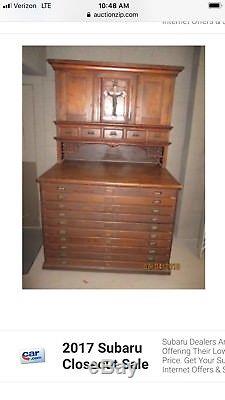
[208,2,222,7]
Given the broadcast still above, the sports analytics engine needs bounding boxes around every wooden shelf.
[38,160,182,189]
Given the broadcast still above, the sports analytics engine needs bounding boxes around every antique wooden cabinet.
[38,59,183,274]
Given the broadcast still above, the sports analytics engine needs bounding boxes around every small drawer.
[59,127,79,137]
[147,131,169,142]
[126,130,146,142]
[80,128,101,139]
[103,129,123,140]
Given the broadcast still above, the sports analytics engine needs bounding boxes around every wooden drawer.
[111,196,176,206]
[45,249,170,262]
[43,210,174,224]
[42,201,103,211]
[41,192,105,202]
[113,187,176,197]
[80,128,101,139]
[44,227,148,239]
[44,219,105,229]
[41,183,106,194]
[44,257,170,274]
[44,257,170,271]
[45,243,171,253]
[126,130,146,142]
[131,214,173,223]
[42,201,175,216]
[44,222,173,235]
[59,127,79,137]
[44,226,148,239]
[41,192,176,206]
[44,236,151,247]
[43,218,122,230]
[106,205,175,215]
[147,131,169,142]
[41,183,176,198]
[44,229,172,243]
[103,129,123,140]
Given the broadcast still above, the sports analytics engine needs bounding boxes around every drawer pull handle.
[59,204,65,208]
[60,237,67,241]
[152,209,159,213]
[59,212,65,217]
[151,217,158,222]
[60,246,67,249]
[58,195,64,200]
[154,191,162,196]
[150,241,156,246]
[132,133,140,137]
[87,131,95,135]
[150,234,157,238]
[152,200,161,204]
[149,250,156,254]
[59,230,66,234]
[148,256,155,261]
[151,226,158,230]
[109,131,117,136]
[57,186,65,191]
[59,221,66,225]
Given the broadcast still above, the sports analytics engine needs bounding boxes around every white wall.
[176,47,205,239]
[23,46,46,75]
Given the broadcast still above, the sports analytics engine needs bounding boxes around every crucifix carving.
[104,81,126,117]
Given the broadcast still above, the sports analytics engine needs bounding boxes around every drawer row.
[44,223,173,237]
[43,217,173,231]
[43,211,174,224]
[44,242,171,252]
[42,192,176,206]
[41,183,176,198]
[44,257,170,272]
[57,126,169,144]
[42,201,175,216]
[44,249,170,262]
[43,234,171,247]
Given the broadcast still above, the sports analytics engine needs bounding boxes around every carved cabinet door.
[95,72,137,123]
[135,73,176,125]
[55,70,94,121]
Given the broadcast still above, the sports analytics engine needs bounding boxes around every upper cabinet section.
[49,59,183,127]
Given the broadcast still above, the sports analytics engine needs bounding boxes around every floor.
[22,238,205,289]
[22,227,42,275]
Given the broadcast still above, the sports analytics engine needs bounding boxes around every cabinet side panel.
[55,71,67,120]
